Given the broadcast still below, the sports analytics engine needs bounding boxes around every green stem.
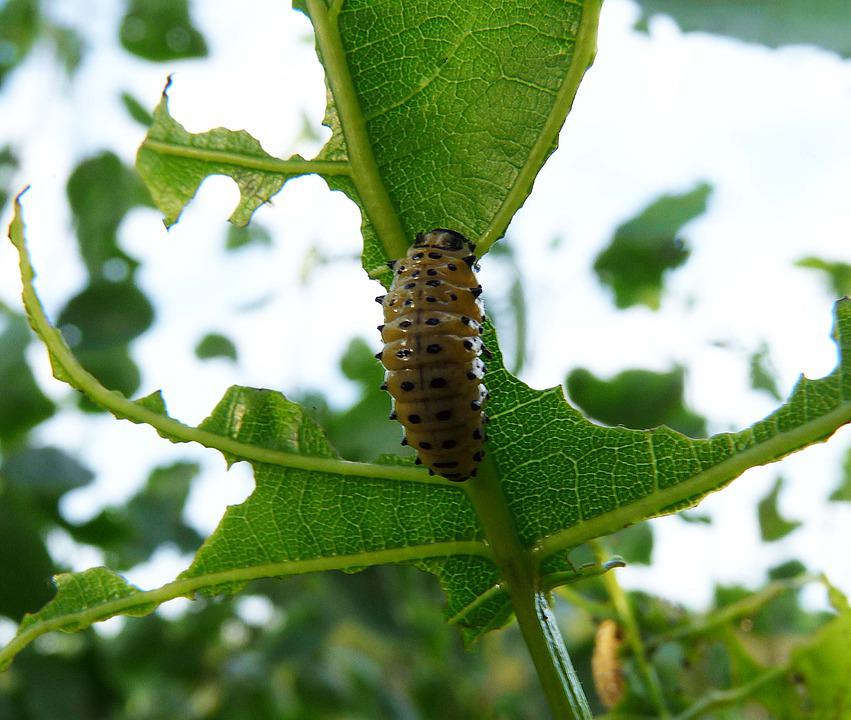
[466,456,592,719]
[592,540,670,719]
[672,665,787,720]
[648,575,817,648]
[306,0,408,259]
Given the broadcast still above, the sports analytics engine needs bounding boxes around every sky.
[1,0,850,638]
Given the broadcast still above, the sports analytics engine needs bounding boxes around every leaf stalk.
[467,456,592,719]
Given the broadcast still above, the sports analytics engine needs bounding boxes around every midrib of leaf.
[8,198,444,487]
[0,540,490,671]
[477,0,601,255]
[307,0,408,259]
[532,398,851,561]
[141,140,350,176]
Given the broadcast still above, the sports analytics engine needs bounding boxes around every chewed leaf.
[0,568,155,671]
[183,386,491,599]
[7,196,851,662]
[483,297,851,559]
[136,82,309,227]
[299,0,603,270]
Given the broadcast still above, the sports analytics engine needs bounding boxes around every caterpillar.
[591,619,625,709]
[375,229,488,481]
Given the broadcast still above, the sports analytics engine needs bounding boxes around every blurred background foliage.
[1,0,850,718]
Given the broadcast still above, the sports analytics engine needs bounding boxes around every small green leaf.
[758,477,801,542]
[633,0,851,58]
[0,306,55,445]
[0,495,56,620]
[134,389,167,416]
[750,343,782,400]
[610,523,654,566]
[66,152,151,278]
[46,22,83,76]
[594,182,711,309]
[71,462,203,568]
[0,145,19,210]
[828,447,851,502]
[0,0,38,89]
[56,279,154,401]
[0,446,94,498]
[566,365,707,437]
[300,338,405,463]
[765,587,851,715]
[119,0,207,61]
[796,256,851,297]
[195,332,238,361]
[120,90,154,126]
[225,223,272,251]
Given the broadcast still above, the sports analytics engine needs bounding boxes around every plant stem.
[306,0,408,259]
[467,456,592,719]
[672,665,787,720]
[648,575,818,647]
[591,540,671,719]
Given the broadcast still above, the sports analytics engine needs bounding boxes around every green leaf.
[300,338,407,463]
[56,278,154,401]
[6,196,851,676]
[750,343,782,400]
[120,90,154,126]
[566,365,707,437]
[593,182,711,309]
[0,306,54,446]
[183,386,487,597]
[0,568,157,670]
[70,462,203,568]
[194,332,238,361]
[119,0,207,61]
[136,85,323,228]
[828,446,851,502]
[66,152,152,278]
[761,585,851,717]
[1,445,94,499]
[0,494,56,620]
[796,256,851,298]
[757,477,801,542]
[484,295,851,554]
[137,1,602,276]
[609,523,654,566]
[633,0,851,58]
[225,222,272,251]
[0,0,38,89]
[0,145,19,211]
[45,22,83,76]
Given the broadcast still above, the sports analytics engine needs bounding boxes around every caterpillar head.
[414,228,474,254]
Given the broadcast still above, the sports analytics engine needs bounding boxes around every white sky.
[1,0,850,639]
